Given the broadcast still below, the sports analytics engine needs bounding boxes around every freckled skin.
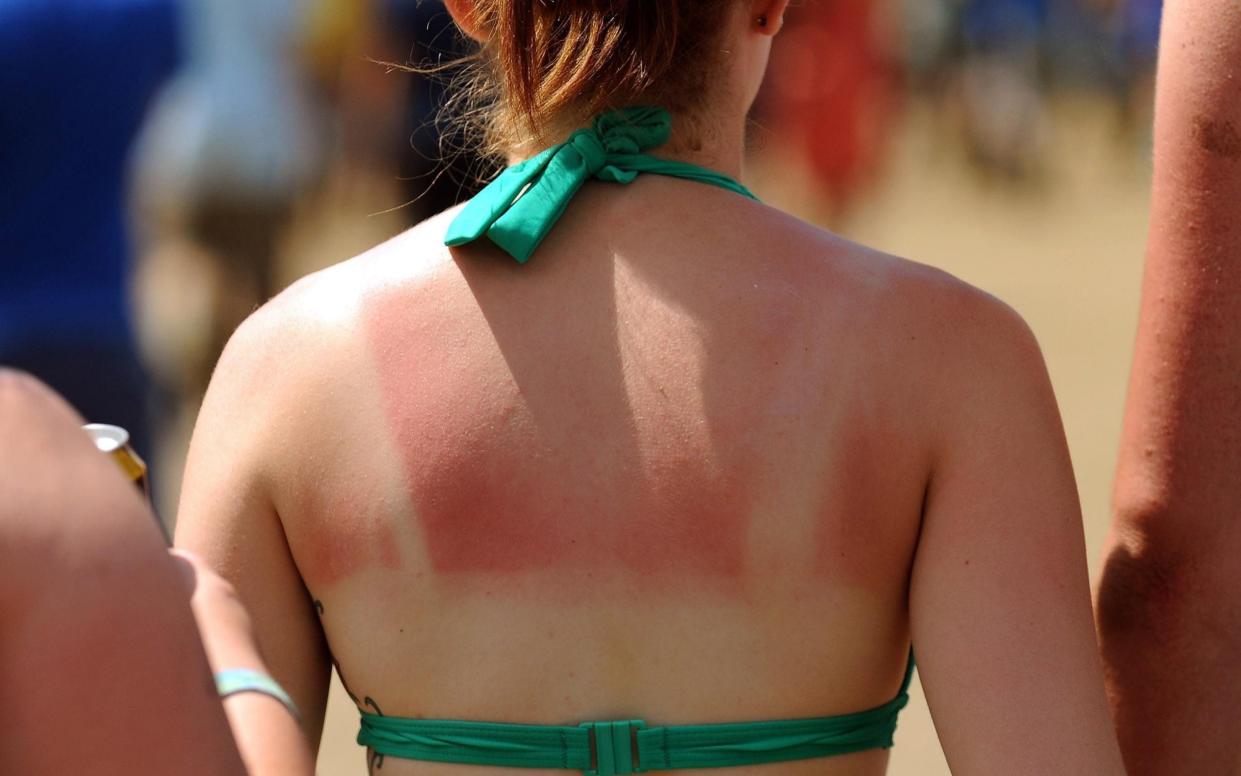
[1099,2,1241,772]
[1191,117,1241,159]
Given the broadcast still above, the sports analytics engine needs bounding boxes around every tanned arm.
[1097,2,1241,773]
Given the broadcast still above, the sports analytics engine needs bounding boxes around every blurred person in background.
[953,0,1050,180]
[1097,0,1241,772]
[131,0,330,412]
[304,0,411,197]
[312,0,499,225]
[130,0,334,515]
[1112,0,1161,141]
[130,0,490,446]
[1038,0,1161,148]
[899,0,957,95]
[0,0,180,460]
[290,0,496,223]
[756,0,900,224]
[0,371,313,775]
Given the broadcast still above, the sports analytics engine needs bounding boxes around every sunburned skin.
[346,209,934,601]
[615,452,751,580]
[294,478,403,590]
[360,283,753,586]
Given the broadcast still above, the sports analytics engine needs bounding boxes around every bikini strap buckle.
[581,719,646,776]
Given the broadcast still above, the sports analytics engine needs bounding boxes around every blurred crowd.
[757,0,1161,221]
[0,0,1161,512]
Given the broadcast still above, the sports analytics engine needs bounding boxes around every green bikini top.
[358,656,914,775]
[363,107,915,773]
[443,105,757,263]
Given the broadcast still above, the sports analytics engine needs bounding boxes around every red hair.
[454,0,738,154]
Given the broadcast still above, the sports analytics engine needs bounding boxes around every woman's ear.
[751,0,790,36]
[444,0,489,43]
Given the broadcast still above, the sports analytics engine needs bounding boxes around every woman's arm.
[1098,2,1241,772]
[172,549,315,775]
[907,291,1124,774]
[174,303,334,748]
[0,371,246,775]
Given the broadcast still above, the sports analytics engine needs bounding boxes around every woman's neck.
[506,102,749,182]
[656,104,748,182]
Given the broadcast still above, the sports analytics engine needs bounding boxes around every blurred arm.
[0,371,246,775]
[1098,2,1241,772]
[910,294,1124,775]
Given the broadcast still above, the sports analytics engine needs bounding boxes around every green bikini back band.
[357,656,914,775]
[443,106,758,264]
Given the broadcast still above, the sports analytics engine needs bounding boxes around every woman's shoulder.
[202,210,462,414]
[252,207,461,327]
[760,204,1039,360]
[761,209,1055,466]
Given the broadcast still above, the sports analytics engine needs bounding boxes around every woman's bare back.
[263,178,941,773]
[177,174,1121,775]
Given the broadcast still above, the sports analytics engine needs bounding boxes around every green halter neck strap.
[443,106,758,264]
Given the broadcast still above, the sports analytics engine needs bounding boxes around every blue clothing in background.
[0,0,178,453]
[0,0,179,347]
[961,0,1048,47]
[1122,0,1162,63]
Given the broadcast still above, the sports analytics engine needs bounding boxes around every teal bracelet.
[215,669,301,723]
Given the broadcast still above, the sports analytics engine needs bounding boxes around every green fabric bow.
[443,106,757,263]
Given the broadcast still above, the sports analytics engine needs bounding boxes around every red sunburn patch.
[363,285,750,586]
[615,455,749,581]
[297,487,403,589]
